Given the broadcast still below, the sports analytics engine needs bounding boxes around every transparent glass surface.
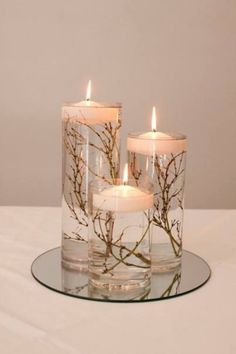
[31,247,211,303]
[88,179,153,292]
[127,133,187,272]
[62,105,121,270]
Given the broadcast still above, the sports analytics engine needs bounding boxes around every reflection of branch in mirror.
[64,284,88,296]
[160,271,181,298]
[151,267,182,298]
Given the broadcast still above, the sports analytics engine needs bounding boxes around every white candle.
[62,80,120,125]
[93,164,153,212]
[127,106,187,155]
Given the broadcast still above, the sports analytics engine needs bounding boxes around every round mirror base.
[31,247,211,303]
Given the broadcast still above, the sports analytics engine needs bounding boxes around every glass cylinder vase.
[62,102,122,270]
[88,178,153,292]
[127,132,187,272]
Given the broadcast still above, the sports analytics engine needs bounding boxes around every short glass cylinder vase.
[61,102,122,270]
[127,132,187,272]
[88,179,153,292]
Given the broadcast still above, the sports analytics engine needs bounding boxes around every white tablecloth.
[0,207,236,354]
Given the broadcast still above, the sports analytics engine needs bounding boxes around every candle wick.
[152,129,157,132]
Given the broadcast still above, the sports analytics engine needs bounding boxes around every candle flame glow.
[86,80,91,101]
[123,163,128,185]
[151,106,157,132]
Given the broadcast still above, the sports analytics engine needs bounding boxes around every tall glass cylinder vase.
[88,178,153,292]
[62,103,122,270]
[127,132,187,272]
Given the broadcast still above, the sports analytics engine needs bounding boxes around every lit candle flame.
[151,106,157,132]
[123,163,128,185]
[86,80,91,101]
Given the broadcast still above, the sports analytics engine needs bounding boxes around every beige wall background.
[1,0,236,208]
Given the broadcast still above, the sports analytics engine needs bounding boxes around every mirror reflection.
[32,248,211,302]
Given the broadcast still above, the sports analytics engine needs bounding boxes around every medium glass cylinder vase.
[88,178,153,292]
[127,132,187,272]
[62,102,122,270]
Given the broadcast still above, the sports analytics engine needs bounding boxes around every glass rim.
[128,131,187,141]
[63,101,122,109]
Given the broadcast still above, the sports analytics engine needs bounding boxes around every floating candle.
[93,164,153,212]
[62,80,120,125]
[127,106,187,155]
